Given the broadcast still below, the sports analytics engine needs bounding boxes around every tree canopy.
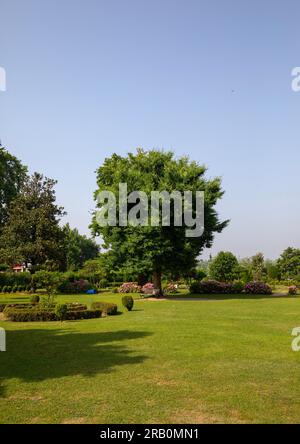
[0,172,66,270]
[209,251,239,282]
[0,145,27,229]
[63,223,100,270]
[277,247,300,280]
[91,149,228,293]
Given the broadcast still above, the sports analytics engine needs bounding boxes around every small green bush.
[122,295,134,311]
[30,294,40,304]
[65,309,102,320]
[91,301,118,315]
[99,278,109,289]
[55,304,68,321]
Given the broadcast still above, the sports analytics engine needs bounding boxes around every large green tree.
[63,223,100,270]
[0,145,27,229]
[91,149,228,294]
[0,172,66,270]
[209,251,239,282]
[277,247,300,280]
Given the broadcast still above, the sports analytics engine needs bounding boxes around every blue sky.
[0,0,299,259]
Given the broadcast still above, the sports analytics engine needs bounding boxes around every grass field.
[1,291,300,424]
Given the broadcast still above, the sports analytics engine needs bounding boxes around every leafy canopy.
[0,145,27,228]
[91,149,228,291]
[0,172,66,270]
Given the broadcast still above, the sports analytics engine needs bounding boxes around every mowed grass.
[1,292,300,424]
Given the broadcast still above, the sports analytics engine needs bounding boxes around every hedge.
[189,279,272,295]
[3,306,103,322]
[90,301,118,315]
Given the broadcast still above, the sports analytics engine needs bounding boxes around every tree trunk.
[152,270,163,297]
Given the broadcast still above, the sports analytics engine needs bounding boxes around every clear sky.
[0,0,299,259]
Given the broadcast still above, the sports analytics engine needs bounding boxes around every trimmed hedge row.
[189,280,272,295]
[90,301,118,315]
[3,306,103,322]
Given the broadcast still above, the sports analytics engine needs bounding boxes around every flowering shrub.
[142,282,155,295]
[67,279,91,294]
[118,282,141,293]
[164,282,179,294]
[288,285,298,295]
[244,281,272,295]
[190,280,231,294]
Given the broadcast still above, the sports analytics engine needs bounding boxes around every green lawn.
[1,292,300,424]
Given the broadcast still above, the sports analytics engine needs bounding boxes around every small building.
[12,263,27,273]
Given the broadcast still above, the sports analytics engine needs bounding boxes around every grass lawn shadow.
[0,328,151,394]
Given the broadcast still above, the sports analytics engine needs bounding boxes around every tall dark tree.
[0,144,27,229]
[91,149,228,294]
[63,223,100,270]
[0,172,66,270]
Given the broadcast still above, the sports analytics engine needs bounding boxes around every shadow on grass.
[0,328,151,396]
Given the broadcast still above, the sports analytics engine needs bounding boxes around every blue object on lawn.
[86,289,97,294]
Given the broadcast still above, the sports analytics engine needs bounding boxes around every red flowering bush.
[118,282,141,293]
[244,281,272,295]
[288,285,298,295]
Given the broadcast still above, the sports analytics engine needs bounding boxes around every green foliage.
[55,304,68,321]
[0,173,66,270]
[90,301,118,315]
[209,251,239,282]
[34,270,62,304]
[99,278,109,288]
[30,294,40,304]
[0,145,28,229]
[63,223,99,271]
[278,247,300,280]
[122,295,134,311]
[251,253,266,281]
[91,149,228,293]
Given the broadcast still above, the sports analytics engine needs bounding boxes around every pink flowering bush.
[288,285,298,295]
[142,282,155,295]
[118,282,141,293]
[244,281,272,295]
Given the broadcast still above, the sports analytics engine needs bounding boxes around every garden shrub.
[91,301,118,315]
[66,303,87,311]
[12,285,18,293]
[164,282,179,294]
[189,280,230,294]
[142,283,155,295]
[4,306,57,322]
[244,281,272,295]
[66,309,102,320]
[288,285,298,295]
[30,295,40,304]
[55,304,68,321]
[6,286,12,293]
[99,278,109,289]
[122,295,134,311]
[3,305,103,322]
[118,282,141,293]
[230,280,244,294]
